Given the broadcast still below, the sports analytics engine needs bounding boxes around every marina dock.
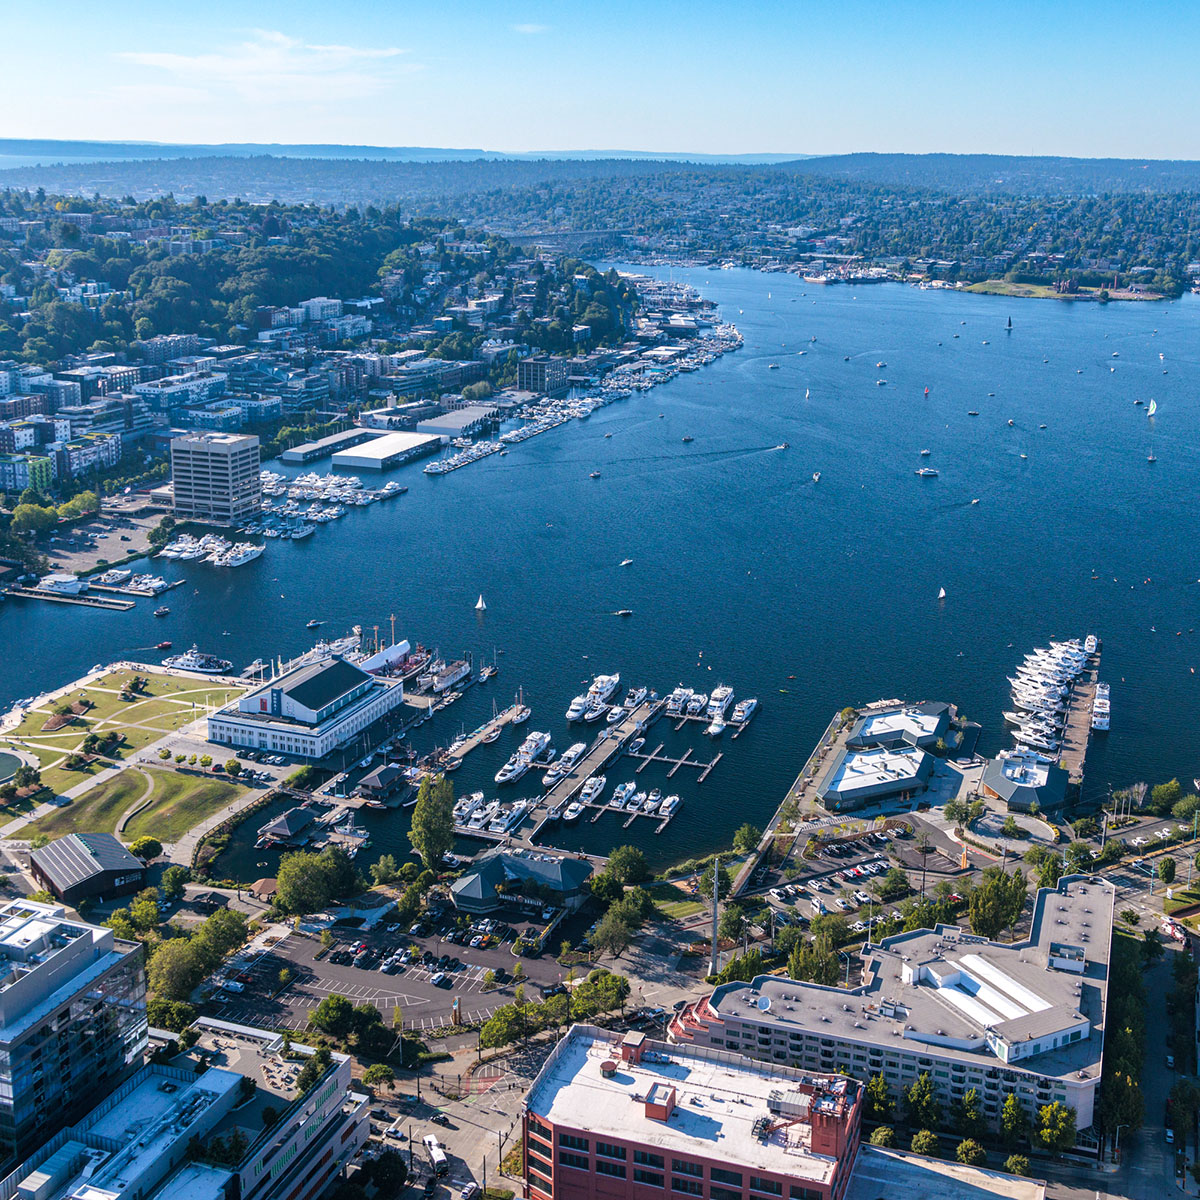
[1058,648,1100,785]
[446,703,522,765]
[626,743,724,781]
[6,587,135,610]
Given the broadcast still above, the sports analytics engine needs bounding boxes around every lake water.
[6,268,1200,875]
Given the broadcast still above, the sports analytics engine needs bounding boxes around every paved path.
[115,768,156,833]
[167,786,269,865]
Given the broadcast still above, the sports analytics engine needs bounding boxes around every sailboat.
[1147,399,1158,417]
[475,595,486,611]
[805,388,810,400]
[938,587,947,600]
[1007,316,1012,332]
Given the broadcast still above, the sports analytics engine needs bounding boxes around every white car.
[854,891,872,905]
[769,888,787,902]
[835,898,851,911]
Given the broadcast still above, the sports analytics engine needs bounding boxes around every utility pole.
[709,855,720,978]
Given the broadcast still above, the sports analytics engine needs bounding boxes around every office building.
[0,900,147,1170]
[30,834,147,906]
[169,432,261,524]
[523,1025,862,1200]
[450,850,594,914]
[518,355,569,395]
[207,655,405,759]
[981,750,1068,814]
[670,877,1113,1150]
[0,1019,368,1200]
[815,745,933,811]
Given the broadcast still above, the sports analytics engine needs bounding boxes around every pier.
[446,704,522,765]
[6,587,135,611]
[1058,647,1100,785]
[626,743,724,780]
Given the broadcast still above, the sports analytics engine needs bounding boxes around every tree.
[1159,857,1177,885]
[129,836,162,860]
[698,861,732,904]
[276,846,359,915]
[370,854,401,886]
[1142,927,1164,966]
[408,774,454,869]
[607,845,649,884]
[146,997,196,1032]
[363,1149,407,1194]
[129,887,160,931]
[160,865,190,901]
[1035,853,1063,890]
[1063,841,1095,875]
[147,937,208,1000]
[225,759,242,777]
[864,1073,893,1122]
[1004,1154,1031,1177]
[10,503,57,535]
[296,1046,331,1092]
[719,903,748,942]
[868,1126,895,1147]
[904,1073,941,1130]
[732,823,762,853]
[1002,815,1020,838]
[910,1129,939,1156]
[593,910,632,958]
[1151,779,1183,814]
[956,1139,987,1167]
[311,994,355,1040]
[362,1063,395,1092]
[967,867,1027,939]
[1034,1101,1077,1152]
[279,967,293,987]
[953,1087,985,1139]
[1000,1093,1029,1146]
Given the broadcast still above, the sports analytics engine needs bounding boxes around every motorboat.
[545,742,587,785]
[606,705,627,724]
[706,714,727,737]
[731,697,758,723]
[563,801,586,823]
[629,738,645,754]
[154,606,170,617]
[581,775,606,804]
[155,640,172,650]
[624,686,648,709]
[665,686,693,716]
[611,781,636,809]
[1084,633,1098,655]
[566,694,591,721]
[659,794,681,817]
[915,467,939,478]
[686,692,708,715]
[587,674,621,704]
[162,645,232,674]
[584,702,609,723]
[707,685,734,719]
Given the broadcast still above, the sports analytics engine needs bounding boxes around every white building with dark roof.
[207,655,404,759]
[670,877,1114,1150]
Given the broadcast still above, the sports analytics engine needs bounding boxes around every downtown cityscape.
[0,6,1198,1200]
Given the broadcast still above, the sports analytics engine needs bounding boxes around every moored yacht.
[731,697,758,724]
[707,685,734,719]
[587,673,621,704]
[611,781,636,809]
[581,775,606,804]
[566,692,591,721]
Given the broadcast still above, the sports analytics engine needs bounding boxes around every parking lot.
[209,908,585,1033]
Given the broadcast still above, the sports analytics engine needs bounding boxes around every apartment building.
[670,877,1113,1150]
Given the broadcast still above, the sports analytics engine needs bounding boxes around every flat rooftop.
[279,428,381,462]
[709,877,1114,1083]
[855,709,941,742]
[331,430,440,467]
[996,750,1053,787]
[526,1026,855,1186]
[845,1146,1045,1200]
[823,746,926,794]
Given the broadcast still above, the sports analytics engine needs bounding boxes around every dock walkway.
[446,703,521,766]
[7,587,134,610]
[1058,649,1100,784]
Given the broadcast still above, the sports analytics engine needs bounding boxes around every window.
[635,1170,665,1188]
[528,1149,552,1173]
[711,1170,743,1187]
[558,1133,588,1152]
[559,1152,589,1171]
[712,1188,743,1200]
[596,1143,627,1161]
[596,1161,626,1179]
[672,1179,703,1196]
[672,1161,703,1178]
[635,1152,665,1169]
[790,1189,822,1200]
[751,1180,782,1196]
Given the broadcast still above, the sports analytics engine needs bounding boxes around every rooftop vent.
[601,1060,618,1078]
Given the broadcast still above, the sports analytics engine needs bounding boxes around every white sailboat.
[1148,399,1158,416]
[475,595,486,611]
[938,587,947,600]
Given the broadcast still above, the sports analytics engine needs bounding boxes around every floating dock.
[6,587,135,610]
[446,704,522,765]
[1057,647,1100,785]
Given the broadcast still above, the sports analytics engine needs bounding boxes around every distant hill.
[0,139,808,168]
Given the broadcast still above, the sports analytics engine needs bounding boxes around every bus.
[423,1134,449,1176]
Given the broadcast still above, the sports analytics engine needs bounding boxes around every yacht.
[584,701,609,723]
[606,705,628,724]
[1084,633,1098,656]
[707,685,734,719]
[563,801,586,823]
[611,782,636,810]
[915,467,939,478]
[581,775,606,804]
[566,693,591,722]
[686,692,708,715]
[645,788,662,814]
[154,606,170,618]
[665,686,693,716]
[659,794,682,818]
[468,801,500,830]
[162,645,232,674]
[626,791,645,813]
[706,714,727,737]
[587,674,621,704]
[1091,682,1110,731]
[96,568,132,586]
[731,697,758,724]
[624,686,648,709]
[495,730,551,784]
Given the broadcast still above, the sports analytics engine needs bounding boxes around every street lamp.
[1113,1122,1129,1163]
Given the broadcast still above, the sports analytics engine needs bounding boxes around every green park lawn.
[121,769,246,843]
[27,769,149,839]
[647,881,706,919]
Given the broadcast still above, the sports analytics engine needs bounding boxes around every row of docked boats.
[1091,681,1110,731]
[454,791,533,834]
[566,673,626,722]
[1001,637,1096,757]
[665,683,757,735]
[424,440,505,474]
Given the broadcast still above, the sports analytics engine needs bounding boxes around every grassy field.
[648,881,706,919]
[27,769,149,839]
[966,280,1078,300]
[122,769,245,842]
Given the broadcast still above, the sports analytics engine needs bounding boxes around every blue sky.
[7,0,1200,157]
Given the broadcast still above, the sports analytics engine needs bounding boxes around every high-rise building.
[169,431,261,523]
[0,900,146,1171]
[517,355,569,395]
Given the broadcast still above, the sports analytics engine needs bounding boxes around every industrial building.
[329,430,441,470]
[981,750,1069,814]
[0,900,147,1170]
[279,427,381,464]
[0,1019,368,1200]
[523,1025,862,1200]
[29,833,146,906]
[415,405,498,439]
[169,432,261,524]
[669,877,1114,1151]
[207,654,405,759]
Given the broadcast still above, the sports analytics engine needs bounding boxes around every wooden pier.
[445,703,521,766]
[1058,648,1100,785]
[626,744,723,781]
[7,587,135,610]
